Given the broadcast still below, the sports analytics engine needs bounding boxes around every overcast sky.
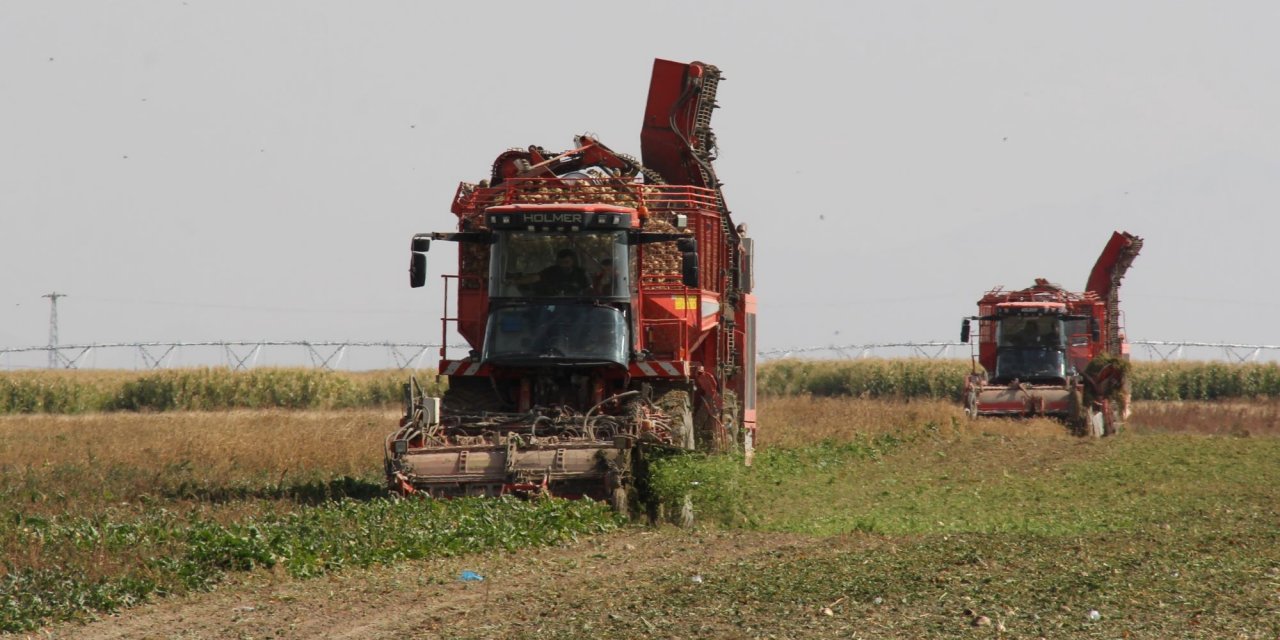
[2,1,1278,366]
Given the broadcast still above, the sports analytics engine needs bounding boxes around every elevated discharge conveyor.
[640,59,745,293]
[640,59,724,196]
[1084,231,1144,356]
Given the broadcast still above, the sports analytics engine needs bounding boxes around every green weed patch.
[646,434,909,528]
[0,497,620,632]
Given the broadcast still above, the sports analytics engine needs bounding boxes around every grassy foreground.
[0,410,620,633]
[626,398,1280,639]
[4,400,1279,637]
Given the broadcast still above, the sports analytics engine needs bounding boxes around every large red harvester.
[386,59,756,513]
[960,231,1143,436]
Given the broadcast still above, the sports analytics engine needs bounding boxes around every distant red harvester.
[960,231,1143,436]
[386,59,756,514]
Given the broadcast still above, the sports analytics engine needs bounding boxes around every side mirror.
[411,235,431,252]
[681,251,700,288]
[1090,318,1101,342]
[409,252,427,288]
[960,318,971,343]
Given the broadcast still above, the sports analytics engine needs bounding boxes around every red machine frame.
[962,231,1142,435]
[387,59,756,504]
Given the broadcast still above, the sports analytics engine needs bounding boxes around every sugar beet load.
[387,60,756,514]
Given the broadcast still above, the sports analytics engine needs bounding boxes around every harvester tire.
[654,388,695,451]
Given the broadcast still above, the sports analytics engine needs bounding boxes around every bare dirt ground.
[37,528,810,640]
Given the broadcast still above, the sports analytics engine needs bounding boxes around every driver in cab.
[509,249,590,296]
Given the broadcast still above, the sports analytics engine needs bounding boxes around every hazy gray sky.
[3,1,1278,363]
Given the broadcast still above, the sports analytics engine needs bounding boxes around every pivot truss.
[0,341,467,371]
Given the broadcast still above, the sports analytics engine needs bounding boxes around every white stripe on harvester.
[658,361,680,376]
[636,362,657,376]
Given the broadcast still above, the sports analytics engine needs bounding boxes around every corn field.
[758,359,971,399]
[759,359,1280,401]
[2,360,1280,414]
[0,369,442,414]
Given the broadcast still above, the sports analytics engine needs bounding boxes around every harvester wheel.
[654,388,695,450]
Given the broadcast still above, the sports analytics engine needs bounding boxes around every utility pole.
[42,292,66,369]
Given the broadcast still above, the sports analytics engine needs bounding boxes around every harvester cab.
[413,205,698,388]
[962,303,1101,386]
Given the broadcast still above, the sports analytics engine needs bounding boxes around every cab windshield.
[482,303,628,367]
[996,316,1064,349]
[994,348,1068,383]
[994,316,1069,383]
[489,230,629,299]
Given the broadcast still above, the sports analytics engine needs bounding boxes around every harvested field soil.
[11,400,1280,639]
